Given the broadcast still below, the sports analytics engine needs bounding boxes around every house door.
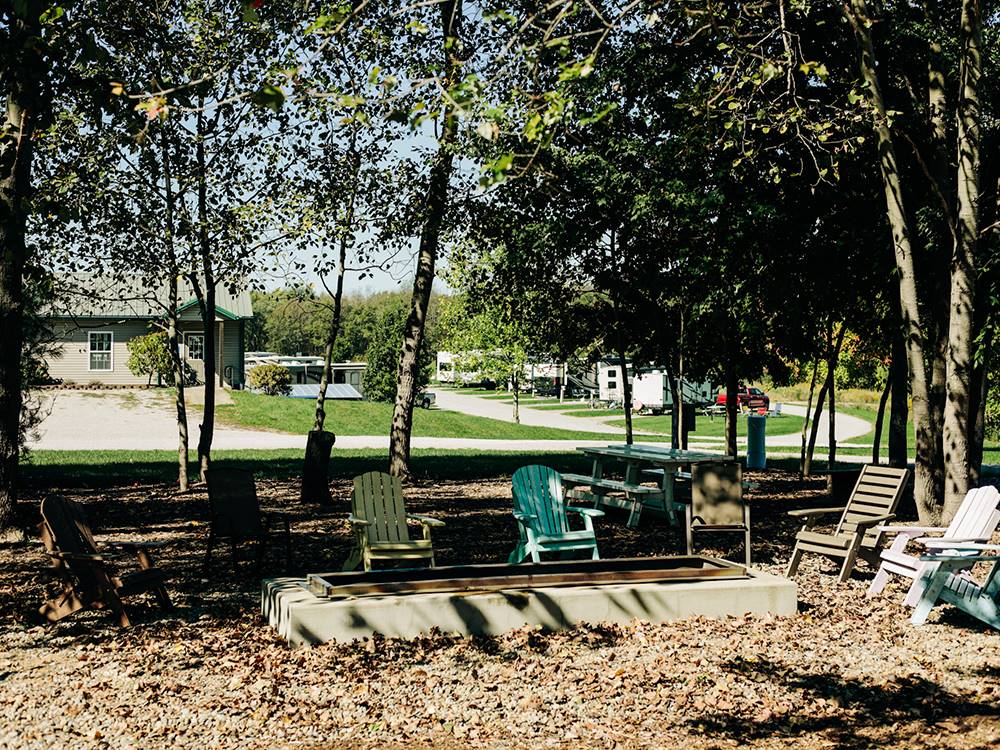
[184,332,206,383]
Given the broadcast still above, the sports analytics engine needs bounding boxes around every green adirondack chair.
[509,465,604,564]
[910,542,1000,631]
[342,471,445,572]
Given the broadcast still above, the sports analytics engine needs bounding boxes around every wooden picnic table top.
[577,444,733,465]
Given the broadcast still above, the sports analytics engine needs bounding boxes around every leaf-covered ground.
[1,469,998,749]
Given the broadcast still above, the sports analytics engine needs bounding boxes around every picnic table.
[563,444,735,528]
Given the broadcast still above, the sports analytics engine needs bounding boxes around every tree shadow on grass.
[690,655,999,747]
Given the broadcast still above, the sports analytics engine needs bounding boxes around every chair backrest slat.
[352,472,409,543]
[40,496,104,588]
[512,466,568,536]
[205,468,264,539]
[692,462,745,527]
[947,486,1000,540]
[835,465,909,545]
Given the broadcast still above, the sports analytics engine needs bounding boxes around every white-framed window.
[88,331,113,371]
[185,332,205,361]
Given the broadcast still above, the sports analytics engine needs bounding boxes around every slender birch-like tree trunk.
[194,109,216,482]
[161,128,189,491]
[847,0,936,522]
[617,345,633,445]
[941,0,984,522]
[799,355,820,479]
[388,0,462,478]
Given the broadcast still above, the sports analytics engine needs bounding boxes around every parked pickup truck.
[716,386,769,410]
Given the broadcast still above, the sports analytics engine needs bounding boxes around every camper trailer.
[631,371,714,413]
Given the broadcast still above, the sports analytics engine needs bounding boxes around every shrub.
[127,331,173,385]
[363,301,432,402]
[248,363,293,396]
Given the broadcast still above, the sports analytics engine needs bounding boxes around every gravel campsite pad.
[1,470,998,749]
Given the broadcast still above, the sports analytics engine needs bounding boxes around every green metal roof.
[46,273,254,320]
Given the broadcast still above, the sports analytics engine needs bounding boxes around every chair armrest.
[347,515,371,526]
[513,512,537,523]
[46,550,120,563]
[918,541,1000,562]
[853,514,896,531]
[408,514,445,527]
[917,538,999,548]
[787,507,846,519]
[875,525,947,536]
[107,540,170,551]
[567,507,605,519]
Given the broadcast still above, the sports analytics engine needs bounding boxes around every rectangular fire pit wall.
[262,556,797,647]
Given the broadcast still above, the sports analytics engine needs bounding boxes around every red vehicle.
[716,386,770,411]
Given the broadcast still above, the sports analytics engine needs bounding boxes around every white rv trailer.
[597,361,712,410]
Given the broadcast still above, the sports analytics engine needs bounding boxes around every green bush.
[363,301,432,402]
[126,331,173,385]
[248,363,293,396]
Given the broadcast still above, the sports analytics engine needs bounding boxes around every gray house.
[45,275,253,388]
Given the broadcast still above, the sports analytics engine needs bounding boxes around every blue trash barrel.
[746,414,766,469]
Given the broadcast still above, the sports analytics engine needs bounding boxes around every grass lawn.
[216,391,639,442]
[609,413,807,438]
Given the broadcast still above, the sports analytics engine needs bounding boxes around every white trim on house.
[185,331,205,361]
[87,331,114,372]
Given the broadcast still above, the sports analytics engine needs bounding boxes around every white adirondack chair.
[866,485,1000,606]
[910,541,1000,630]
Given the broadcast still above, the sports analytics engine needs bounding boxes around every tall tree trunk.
[388,0,462,478]
[666,366,680,450]
[724,338,738,459]
[799,355,820,479]
[512,371,520,424]
[617,344,633,445]
[941,0,984,522]
[161,127,188,492]
[872,372,891,465]
[301,135,359,504]
[967,347,988,487]
[828,325,839,465]
[0,11,41,539]
[678,316,686,448]
[804,376,830,478]
[888,334,910,468]
[194,108,216,482]
[847,0,936,523]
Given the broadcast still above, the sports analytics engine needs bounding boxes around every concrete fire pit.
[262,557,797,646]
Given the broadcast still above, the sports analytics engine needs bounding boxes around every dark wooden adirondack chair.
[343,471,444,572]
[686,462,751,567]
[509,465,604,564]
[38,496,171,627]
[786,465,910,582]
[205,468,291,571]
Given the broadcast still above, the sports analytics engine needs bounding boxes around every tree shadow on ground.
[691,656,999,747]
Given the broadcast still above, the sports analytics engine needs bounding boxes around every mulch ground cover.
[0,468,998,749]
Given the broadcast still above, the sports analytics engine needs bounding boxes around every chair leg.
[838,546,860,583]
[154,585,172,611]
[785,547,804,577]
[203,530,215,571]
[910,568,949,626]
[591,544,600,560]
[744,529,751,568]
[342,547,362,572]
[867,564,893,599]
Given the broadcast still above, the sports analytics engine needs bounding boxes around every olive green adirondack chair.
[38,495,171,627]
[786,464,910,582]
[343,471,444,572]
[509,465,604,564]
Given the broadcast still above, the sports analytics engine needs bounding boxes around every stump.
[301,430,336,505]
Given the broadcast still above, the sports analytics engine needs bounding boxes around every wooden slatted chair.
[867,485,1000,605]
[343,471,444,572]
[38,496,171,627]
[509,465,604,564]
[910,542,1000,630]
[205,468,292,571]
[686,462,751,567]
[785,465,910,582]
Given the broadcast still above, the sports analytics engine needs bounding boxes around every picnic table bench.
[567,445,734,528]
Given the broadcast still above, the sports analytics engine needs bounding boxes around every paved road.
[28,388,873,456]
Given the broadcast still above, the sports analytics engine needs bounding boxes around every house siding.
[47,318,246,387]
